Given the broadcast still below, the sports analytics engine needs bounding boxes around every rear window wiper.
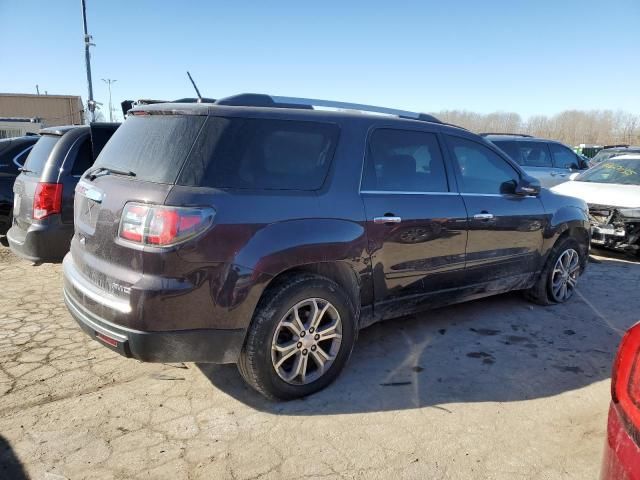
[18,167,34,173]
[88,166,136,180]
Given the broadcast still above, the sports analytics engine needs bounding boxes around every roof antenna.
[186,71,203,103]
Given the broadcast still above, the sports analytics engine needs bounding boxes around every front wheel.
[238,274,357,400]
[526,237,585,305]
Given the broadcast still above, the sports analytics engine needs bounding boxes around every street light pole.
[81,0,96,123]
[102,79,117,122]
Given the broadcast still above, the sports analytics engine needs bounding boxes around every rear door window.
[361,129,448,192]
[179,117,339,190]
[491,140,552,168]
[22,135,60,176]
[93,115,206,184]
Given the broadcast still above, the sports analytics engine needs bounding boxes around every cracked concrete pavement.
[0,239,638,479]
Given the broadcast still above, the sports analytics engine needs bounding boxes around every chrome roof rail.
[215,93,442,123]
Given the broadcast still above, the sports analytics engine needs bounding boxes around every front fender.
[541,204,590,258]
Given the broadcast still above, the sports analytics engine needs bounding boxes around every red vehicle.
[601,322,640,480]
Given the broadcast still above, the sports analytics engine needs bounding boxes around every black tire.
[526,236,586,306]
[238,273,357,400]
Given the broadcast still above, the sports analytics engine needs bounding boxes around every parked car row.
[6,123,119,262]
[1,94,637,477]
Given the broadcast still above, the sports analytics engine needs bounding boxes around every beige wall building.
[0,93,85,129]
[0,119,43,139]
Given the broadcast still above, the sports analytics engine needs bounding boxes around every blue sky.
[1,0,638,121]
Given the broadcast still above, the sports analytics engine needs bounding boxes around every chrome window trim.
[360,190,458,195]
[13,145,34,168]
[460,192,536,198]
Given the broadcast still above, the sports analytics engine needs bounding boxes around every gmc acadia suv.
[62,94,590,400]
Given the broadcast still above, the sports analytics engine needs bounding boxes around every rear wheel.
[526,236,585,305]
[238,274,357,400]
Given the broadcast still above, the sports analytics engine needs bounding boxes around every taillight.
[33,183,63,220]
[612,322,640,438]
[119,203,215,247]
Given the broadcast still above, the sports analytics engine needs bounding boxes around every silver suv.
[483,133,589,188]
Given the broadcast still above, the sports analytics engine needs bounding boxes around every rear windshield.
[93,115,206,184]
[178,117,339,190]
[23,135,60,175]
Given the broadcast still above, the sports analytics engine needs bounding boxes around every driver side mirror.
[515,176,541,196]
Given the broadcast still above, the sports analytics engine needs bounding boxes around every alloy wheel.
[551,248,580,302]
[271,298,343,385]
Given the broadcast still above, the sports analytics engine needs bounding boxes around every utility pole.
[35,85,40,95]
[102,79,117,122]
[81,0,96,122]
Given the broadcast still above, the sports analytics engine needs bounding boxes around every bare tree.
[431,109,640,146]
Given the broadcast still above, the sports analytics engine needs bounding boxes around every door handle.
[473,213,494,220]
[374,216,402,224]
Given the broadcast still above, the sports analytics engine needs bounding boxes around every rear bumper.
[6,218,73,262]
[601,402,640,480]
[62,254,247,364]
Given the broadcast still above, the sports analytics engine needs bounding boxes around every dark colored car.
[483,133,589,188]
[591,146,640,167]
[7,123,119,262]
[601,321,640,480]
[0,135,39,234]
[63,94,590,400]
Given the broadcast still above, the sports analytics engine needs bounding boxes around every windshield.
[22,134,60,175]
[93,115,206,184]
[576,158,640,185]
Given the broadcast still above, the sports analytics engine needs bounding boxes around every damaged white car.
[552,155,640,257]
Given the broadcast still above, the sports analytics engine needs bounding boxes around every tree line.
[432,110,640,147]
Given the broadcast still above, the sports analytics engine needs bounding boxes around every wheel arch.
[542,205,590,265]
[256,261,363,321]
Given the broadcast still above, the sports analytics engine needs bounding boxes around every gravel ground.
[0,238,638,480]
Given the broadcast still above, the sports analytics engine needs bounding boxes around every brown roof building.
[0,93,85,127]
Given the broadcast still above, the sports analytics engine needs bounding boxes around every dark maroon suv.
[63,94,590,400]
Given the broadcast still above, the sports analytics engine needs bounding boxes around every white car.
[551,155,640,257]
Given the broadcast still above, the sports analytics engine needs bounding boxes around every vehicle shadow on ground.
[198,252,639,415]
[0,435,28,480]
